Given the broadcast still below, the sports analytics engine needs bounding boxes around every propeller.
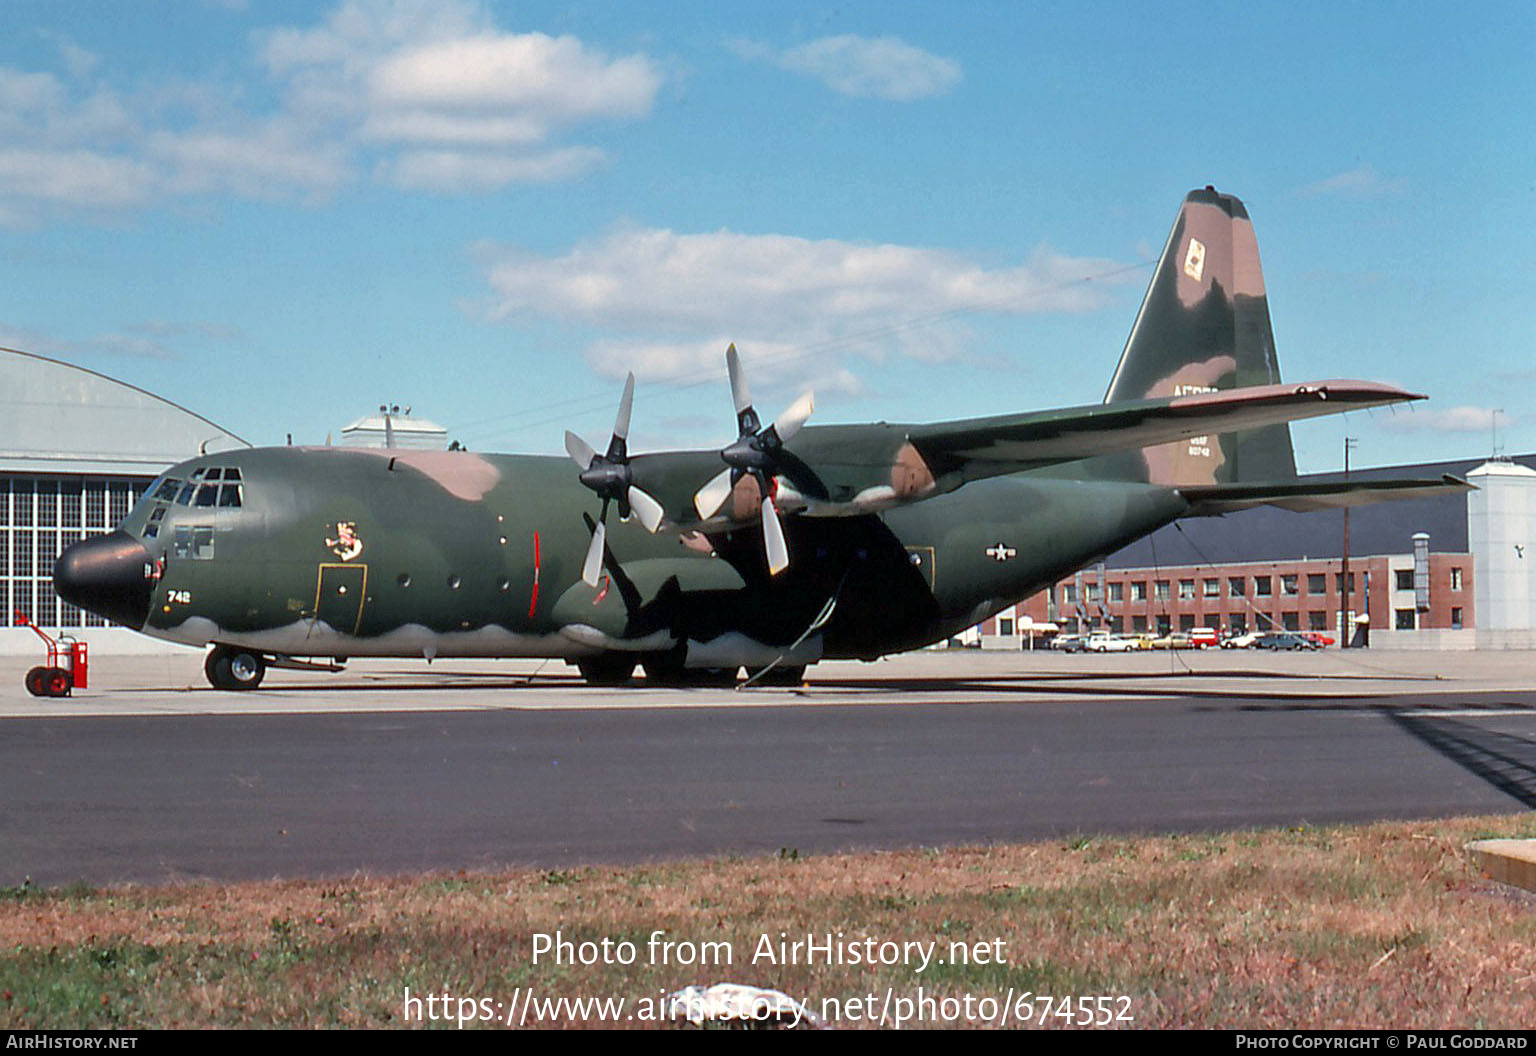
[565,373,665,587]
[692,344,813,576]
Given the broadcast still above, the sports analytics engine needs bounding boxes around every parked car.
[1221,631,1262,649]
[1086,631,1138,652]
[1151,632,1195,649]
[1253,632,1318,651]
[1189,626,1218,648]
[1050,634,1088,653]
[1301,632,1336,647]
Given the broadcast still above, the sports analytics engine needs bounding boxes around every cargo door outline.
[313,563,368,637]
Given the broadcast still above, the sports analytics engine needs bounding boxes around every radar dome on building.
[340,410,449,450]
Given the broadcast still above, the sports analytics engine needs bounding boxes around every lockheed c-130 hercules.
[54,188,1467,690]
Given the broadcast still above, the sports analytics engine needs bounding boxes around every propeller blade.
[761,496,789,576]
[611,372,635,447]
[581,518,607,587]
[771,391,815,443]
[564,430,597,471]
[694,467,735,520]
[627,486,665,533]
[726,343,753,418]
[601,373,636,463]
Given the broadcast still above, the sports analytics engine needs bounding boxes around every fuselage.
[54,443,1191,668]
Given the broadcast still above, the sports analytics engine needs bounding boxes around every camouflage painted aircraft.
[54,188,1466,690]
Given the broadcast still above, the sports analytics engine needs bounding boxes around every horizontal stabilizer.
[909,379,1420,472]
[1178,474,1473,516]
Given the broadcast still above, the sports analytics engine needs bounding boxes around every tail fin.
[1103,187,1297,485]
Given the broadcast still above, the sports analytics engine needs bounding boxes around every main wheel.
[25,666,48,697]
[745,665,806,687]
[577,656,636,686]
[641,657,738,687]
[44,667,72,697]
[205,645,266,690]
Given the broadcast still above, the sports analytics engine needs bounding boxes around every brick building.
[973,454,1531,649]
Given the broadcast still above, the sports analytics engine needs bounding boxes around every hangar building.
[0,347,247,654]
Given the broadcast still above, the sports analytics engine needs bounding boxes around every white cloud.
[486,227,1115,330]
[742,35,961,101]
[1378,405,1510,433]
[259,1,661,189]
[481,225,1128,390]
[0,319,235,361]
[386,146,607,190]
[149,122,353,199]
[368,34,660,127]
[0,0,664,220]
[0,148,157,209]
[1298,164,1408,199]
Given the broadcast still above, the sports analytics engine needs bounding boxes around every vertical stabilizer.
[1103,188,1297,485]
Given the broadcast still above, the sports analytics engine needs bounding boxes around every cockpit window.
[152,466,245,514]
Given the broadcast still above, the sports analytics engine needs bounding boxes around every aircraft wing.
[1177,474,1474,515]
[905,380,1418,470]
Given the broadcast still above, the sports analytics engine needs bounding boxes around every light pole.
[1341,437,1358,648]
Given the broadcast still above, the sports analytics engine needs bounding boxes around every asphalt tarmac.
[2,649,1533,885]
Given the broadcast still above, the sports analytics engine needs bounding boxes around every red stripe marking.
[528,531,541,620]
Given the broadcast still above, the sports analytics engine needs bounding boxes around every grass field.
[3,814,1534,1029]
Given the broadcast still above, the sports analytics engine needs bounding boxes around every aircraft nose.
[53,530,156,630]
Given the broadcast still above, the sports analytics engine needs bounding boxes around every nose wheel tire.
[206,646,267,690]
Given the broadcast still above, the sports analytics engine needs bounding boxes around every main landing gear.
[205,645,267,690]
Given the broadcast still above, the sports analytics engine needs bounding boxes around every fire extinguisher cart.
[16,611,88,698]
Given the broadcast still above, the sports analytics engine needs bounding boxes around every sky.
[1,0,1531,474]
